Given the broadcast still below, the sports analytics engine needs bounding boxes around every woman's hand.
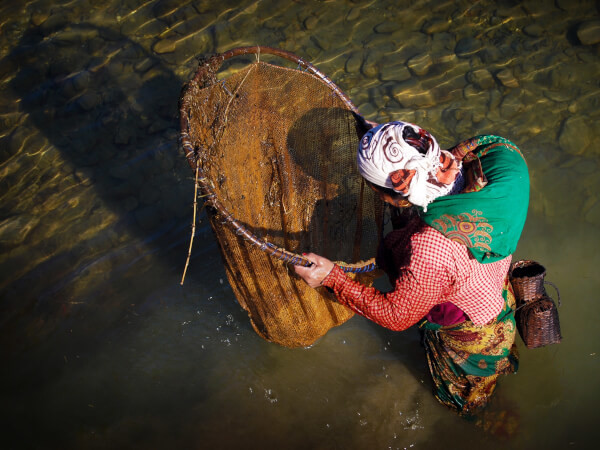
[294,253,335,288]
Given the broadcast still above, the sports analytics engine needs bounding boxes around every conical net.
[180,49,382,347]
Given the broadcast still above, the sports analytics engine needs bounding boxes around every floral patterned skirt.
[419,276,519,414]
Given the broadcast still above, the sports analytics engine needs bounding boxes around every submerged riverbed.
[1,0,599,449]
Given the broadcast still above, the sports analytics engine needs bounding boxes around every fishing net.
[179,46,383,347]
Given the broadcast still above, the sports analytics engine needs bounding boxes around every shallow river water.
[1,0,599,449]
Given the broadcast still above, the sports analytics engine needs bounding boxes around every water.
[1,0,599,448]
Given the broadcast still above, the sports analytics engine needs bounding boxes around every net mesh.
[181,50,383,347]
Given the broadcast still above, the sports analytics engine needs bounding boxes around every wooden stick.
[181,165,200,285]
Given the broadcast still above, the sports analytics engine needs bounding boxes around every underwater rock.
[31,10,49,26]
[98,26,121,41]
[153,0,183,18]
[463,84,485,101]
[346,8,360,21]
[39,12,69,35]
[153,38,177,54]
[364,33,396,51]
[577,21,600,45]
[0,113,20,135]
[575,47,597,63]
[304,16,318,30]
[106,60,126,79]
[431,32,457,52]
[310,34,331,51]
[372,91,390,110]
[380,64,411,82]
[345,51,362,74]
[554,0,572,10]
[77,92,102,111]
[431,74,467,103]
[499,89,526,119]
[374,22,397,34]
[543,89,572,103]
[495,68,519,88]
[523,24,544,38]
[480,46,505,65]
[467,69,495,90]
[432,49,458,65]
[455,37,481,58]
[7,126,29,156]
[134,58,156,73]
[422,18,450,35]
[74,168,95,186]
[357,102,377,119]
[455,117,475,137]
[0,215,39,247]
[54,28,91,44]
[407,53,432,76]
[393,80,434,108]
[559,116,592,155]
[71,70,92,92]
[361,53,380,78]
[191,0,212,13]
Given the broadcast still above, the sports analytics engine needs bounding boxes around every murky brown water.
[1,0,599,448]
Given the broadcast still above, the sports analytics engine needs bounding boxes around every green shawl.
[419,135,529,263]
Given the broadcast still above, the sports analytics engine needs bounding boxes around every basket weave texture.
[180,48,382,347]
[510,259,546,303]
[510,260,562,349]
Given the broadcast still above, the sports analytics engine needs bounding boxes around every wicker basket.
[517,295,562,349]
[510,259,562,349]
[510,260,546,304]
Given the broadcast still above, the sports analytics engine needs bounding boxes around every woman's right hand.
[293,253,335,288]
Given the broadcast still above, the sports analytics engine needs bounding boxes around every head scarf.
[357,121,460,211]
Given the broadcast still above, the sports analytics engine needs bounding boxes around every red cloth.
[322,219,511,331]
[424,302,467,326]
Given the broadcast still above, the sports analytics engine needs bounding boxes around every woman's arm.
[321,264,447,331]
[295,245,451,332]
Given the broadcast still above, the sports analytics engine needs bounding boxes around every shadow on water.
[3,23,189,327]
[219,105,380,263]
[0,23,226,446]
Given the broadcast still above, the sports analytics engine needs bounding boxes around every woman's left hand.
[294,253,335,288]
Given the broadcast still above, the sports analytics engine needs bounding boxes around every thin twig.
[181,165,200,285]
[181,63,258,285]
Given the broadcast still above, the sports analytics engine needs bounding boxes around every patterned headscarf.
[357,121,460,211]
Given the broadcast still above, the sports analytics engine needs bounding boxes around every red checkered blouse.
[322,219,511,331]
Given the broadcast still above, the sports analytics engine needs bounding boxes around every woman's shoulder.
[408,223,458,265]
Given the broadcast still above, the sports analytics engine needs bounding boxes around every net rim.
[179,46,377,272]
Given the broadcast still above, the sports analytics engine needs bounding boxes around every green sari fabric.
[420,135,529,263]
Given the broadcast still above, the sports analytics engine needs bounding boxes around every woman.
[295,121,530,414]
